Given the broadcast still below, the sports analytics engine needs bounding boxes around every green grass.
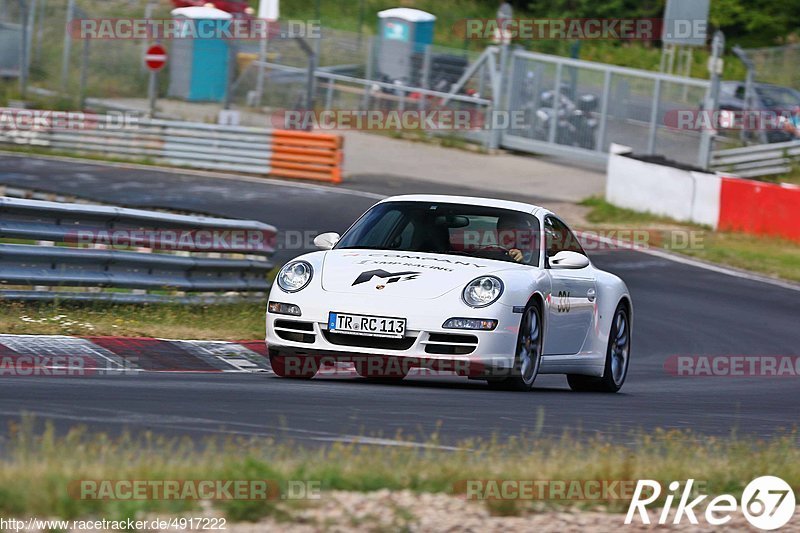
[1,419,798,522]
[580,196,690,226]
[681,233,800,282]
[1,300,265,340]
[580,197,800,282]
[772,166,800,186]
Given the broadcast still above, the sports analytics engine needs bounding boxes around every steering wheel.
[477,245,511,253]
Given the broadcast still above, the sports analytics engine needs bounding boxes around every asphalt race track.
[1,154,799,445]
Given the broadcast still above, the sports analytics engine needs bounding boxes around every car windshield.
[335,201,541,266]
[756,86,800,108]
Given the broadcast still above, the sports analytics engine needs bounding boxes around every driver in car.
[497,214,537,264]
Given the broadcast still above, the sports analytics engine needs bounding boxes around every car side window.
[734,85,746,100]
[544,216,586,261]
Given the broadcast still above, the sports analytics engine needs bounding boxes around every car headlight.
[277,261,313,293]
[462,276,504,308]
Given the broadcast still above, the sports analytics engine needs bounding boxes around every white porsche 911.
[266,195,632,392]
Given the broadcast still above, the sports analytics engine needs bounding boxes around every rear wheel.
[567,303,630,393]
[488,300,542,391]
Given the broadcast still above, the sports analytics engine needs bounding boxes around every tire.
[269,352,318,379]
[354,356,409,381]
[488,300,543,392]
[568,302,630,393]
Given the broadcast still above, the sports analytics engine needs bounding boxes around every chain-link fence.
[1,0,172,106]
[504,49,709,166]
[226,28,496,149]
[741,44,800,92]
[2,1,718,169]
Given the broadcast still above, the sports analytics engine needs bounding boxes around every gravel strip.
[226,490,799,532]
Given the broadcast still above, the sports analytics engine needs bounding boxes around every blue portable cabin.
[167,6,232,102]
[376,8,437,84]
[377,8,436,53]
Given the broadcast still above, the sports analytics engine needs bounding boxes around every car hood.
[320,249,524,299]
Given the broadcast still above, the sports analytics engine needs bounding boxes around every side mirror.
[550,250,590,270]
[313,232,340,250]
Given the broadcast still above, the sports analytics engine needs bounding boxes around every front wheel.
[488,300,543,391]
[568,303,630,393]
[269,353,318,379]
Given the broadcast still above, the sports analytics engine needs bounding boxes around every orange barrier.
[718,177,800,243]
[270,130,343,183]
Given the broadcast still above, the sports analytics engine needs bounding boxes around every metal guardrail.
[0,196,277,303]
[711,140,800,178]
[0,117,273,175]
[0,115,345,182]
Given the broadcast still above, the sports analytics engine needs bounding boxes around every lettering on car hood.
[321,250,522,297]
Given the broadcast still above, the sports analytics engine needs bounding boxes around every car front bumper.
[265,293,521,376]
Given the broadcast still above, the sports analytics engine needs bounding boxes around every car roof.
[378,195,545,216]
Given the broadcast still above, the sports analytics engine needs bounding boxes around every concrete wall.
[606,144,721,228]
[606,144,800,243]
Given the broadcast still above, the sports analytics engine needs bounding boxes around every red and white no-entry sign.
[145,44,167,71]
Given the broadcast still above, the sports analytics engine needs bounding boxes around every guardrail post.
[78,37,89,109]
[647,78,662,155]
[597,69,612,153]
[419,44,431,113]
[489,45,512,151]
[361,36,374,110]
[548,62,563,144]
[17,0,30,99]
[60,0,75,90]
[698,31,725,169]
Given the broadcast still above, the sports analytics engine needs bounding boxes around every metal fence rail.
[247,43,713,166]
[711,140,800,178]
[0,118,273,175]
[0,116,344,181]
[0,196,277,303]
[504,49,711,166]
